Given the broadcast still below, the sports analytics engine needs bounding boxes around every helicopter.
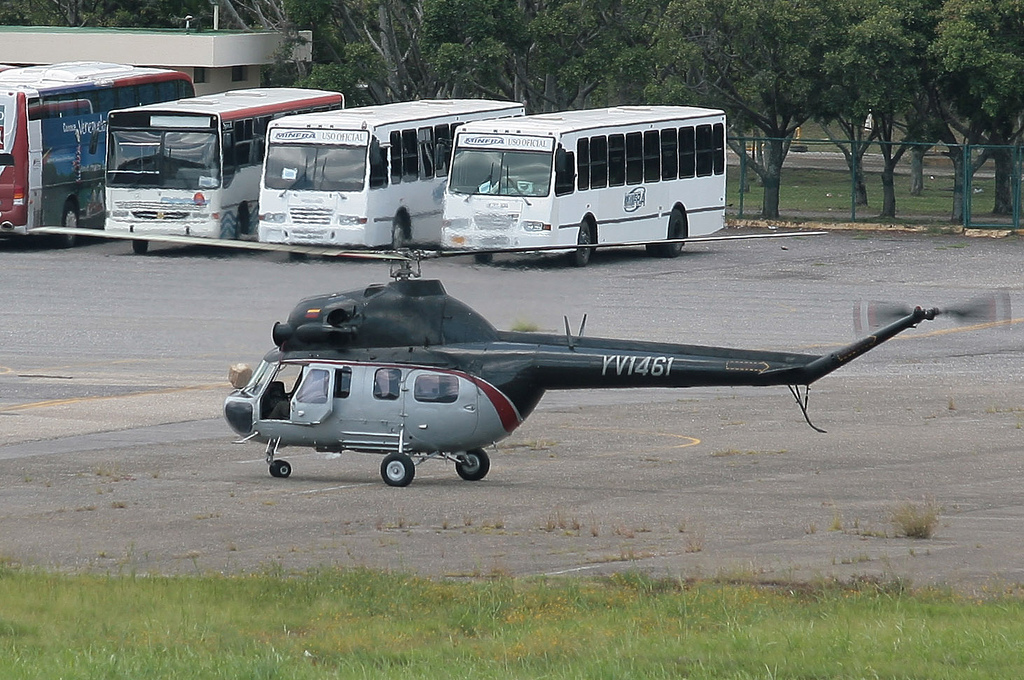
[222,252,1003,487]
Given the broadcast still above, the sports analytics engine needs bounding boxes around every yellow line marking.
[3,383,226,412]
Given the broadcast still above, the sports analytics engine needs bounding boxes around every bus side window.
[389,130,403,184]
[402,128,418,180]
[679,127,695,179]
[156,80,179,103]
[713,122,726,175]
[643,130,661,183]
[116,85,138,109]
[93,88,116,116]
[660,128,678,180]
[695,124,714,177]
[576,138,590,190]
[222,129,236,181]
[554,146,574,196]
[138,83,160,106]
[434,123,452,176]
[608,133,625,187]
[369,138,388,189]
[625,131,643,185]
[418,127,434,179]
[589,135,608,189]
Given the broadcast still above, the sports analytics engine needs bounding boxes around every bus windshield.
[449,148,552,197]
[108,129,219,190]
[264,144,366,192]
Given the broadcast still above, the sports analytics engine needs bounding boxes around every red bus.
[0,62,194,245]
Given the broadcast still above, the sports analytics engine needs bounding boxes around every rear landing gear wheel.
[381,453,415,487]
[455,448,490,481]
[269,459,292,478]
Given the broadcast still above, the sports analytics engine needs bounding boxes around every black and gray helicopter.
[222,253,1002,487]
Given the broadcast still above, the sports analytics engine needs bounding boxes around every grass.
[0,566,1022,678]
[728,143,1013,227]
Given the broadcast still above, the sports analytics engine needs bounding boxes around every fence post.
[963,143,971,230]
[850,138,858,221]
[737,141,747,218]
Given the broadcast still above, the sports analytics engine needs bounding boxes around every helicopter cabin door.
[403,369,479,451]
[289,363,336,425]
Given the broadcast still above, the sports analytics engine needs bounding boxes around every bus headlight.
[260,212,286,223]
[520,220,551,232]
[336,215,367,226]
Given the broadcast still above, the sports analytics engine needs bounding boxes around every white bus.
[258,99,524,248]
[442,106,726,266]
[105,87,344,253]
[0,62,194,245]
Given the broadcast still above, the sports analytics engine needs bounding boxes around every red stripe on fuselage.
[465,375,523,434]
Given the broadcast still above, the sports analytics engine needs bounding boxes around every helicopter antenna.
[562,314,587,350]
[787,385,826,433]
[563,316,576,350]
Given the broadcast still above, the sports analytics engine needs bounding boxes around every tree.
[651,0,843,218]
[817,0,934,218]
[930,0,1024,220]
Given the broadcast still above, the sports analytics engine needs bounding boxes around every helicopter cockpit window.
[413,374,459,404]
[335,367,352,398]
[294,368,330,404]
[373,368,402,400]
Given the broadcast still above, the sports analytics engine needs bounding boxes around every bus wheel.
[131,240,149,255]
[55,201,79,248]
[237,202,251,237]
[473,252,493,265]
[648,207,687,258]
[569,220,593,267]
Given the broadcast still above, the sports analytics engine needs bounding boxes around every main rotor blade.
[431,230,826,257]
[854,292,1012,333]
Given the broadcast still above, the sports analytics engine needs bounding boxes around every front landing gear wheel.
[269,459,292,478]
[381,453,415,487]
[455,448,490,481]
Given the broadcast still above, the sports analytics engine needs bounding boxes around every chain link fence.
[729,137,1023,230]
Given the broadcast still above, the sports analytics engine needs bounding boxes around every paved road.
[1,229,1021,589]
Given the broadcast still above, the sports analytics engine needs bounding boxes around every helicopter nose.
[224,398,254,436]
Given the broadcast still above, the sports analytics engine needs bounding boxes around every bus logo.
[463,135,504,146]
[274,130,316,141]
[624,187,646,213]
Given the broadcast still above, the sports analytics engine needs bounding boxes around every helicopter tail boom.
[792,306,937,384]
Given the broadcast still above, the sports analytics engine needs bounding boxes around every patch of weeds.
[890,498,941,539]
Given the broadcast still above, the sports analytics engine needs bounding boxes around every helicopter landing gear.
[381,452,415,487]
[265,437,291,478]
[455,448,490,481]
[269,459,292,478]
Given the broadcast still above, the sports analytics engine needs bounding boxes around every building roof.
[0,26,311,69]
